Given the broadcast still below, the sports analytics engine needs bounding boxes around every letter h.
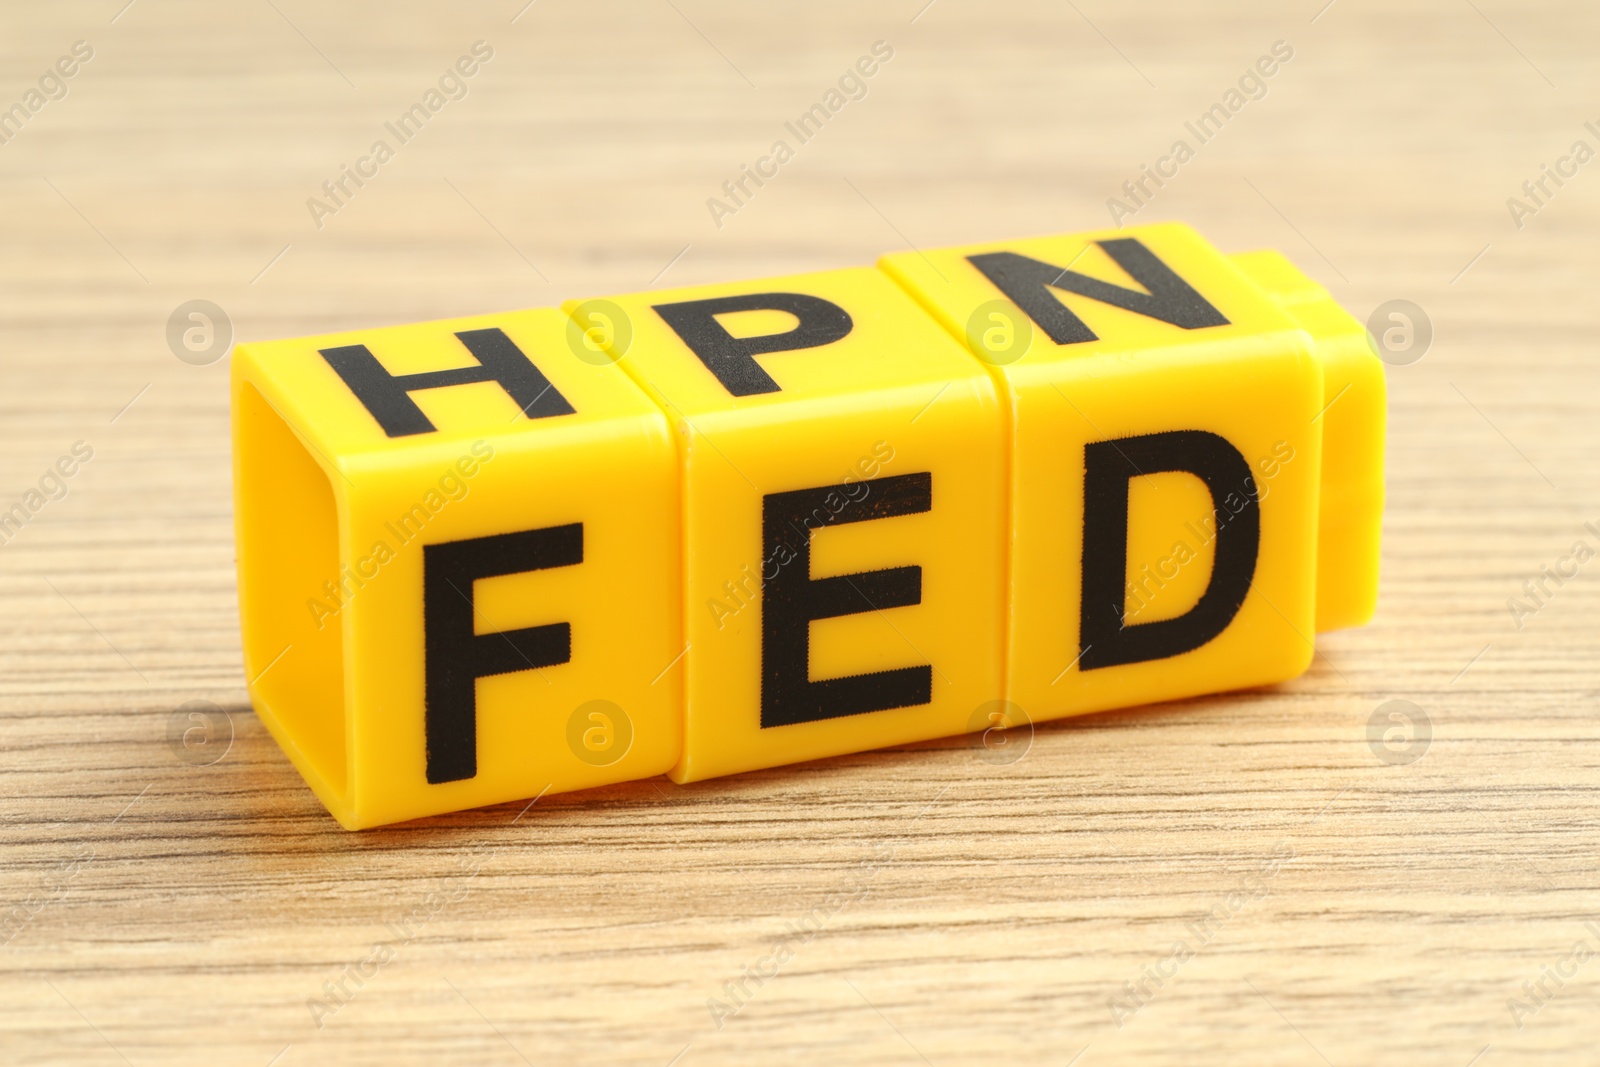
[320,327,574,437]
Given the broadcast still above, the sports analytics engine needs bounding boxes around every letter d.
[1079,430,1259,668]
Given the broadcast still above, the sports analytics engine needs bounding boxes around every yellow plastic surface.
[880,222,1339,725]
[1226,249,1386,632]
[231,223,1384,829]
[232,307,682,829]
[566,267,1007,782]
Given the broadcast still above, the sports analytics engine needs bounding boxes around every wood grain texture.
[1,0,1597,1063]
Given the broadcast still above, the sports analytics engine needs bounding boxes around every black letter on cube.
[321,327,575,437]
[967,238,1229,345]
[652,293,853,396]
[423,524,582,783]
[1079,430,1259,670]
[761,473,933,729]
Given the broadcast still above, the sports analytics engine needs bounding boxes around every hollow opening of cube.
[235,384,349,801]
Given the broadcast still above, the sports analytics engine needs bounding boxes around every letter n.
[965,238,1228,345]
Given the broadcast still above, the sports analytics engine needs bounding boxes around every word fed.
[231,222,1385,829]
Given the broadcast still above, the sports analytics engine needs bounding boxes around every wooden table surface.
[2,0,1597,1063]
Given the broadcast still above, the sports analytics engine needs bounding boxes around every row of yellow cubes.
[231,221,1385,829]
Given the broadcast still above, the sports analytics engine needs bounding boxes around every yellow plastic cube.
[880,222,1334,725]
[567,267,1007,782]
[231,307,682,829]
